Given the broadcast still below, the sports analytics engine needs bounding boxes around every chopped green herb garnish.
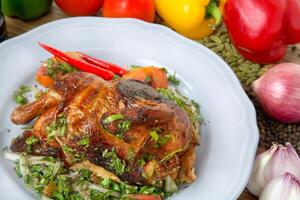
[46,59,76,78]
[137,158,146,167]
[150,129,172,148]
[42,156,56,163]
[90,189,110,200]
[13,85,31,105]
[157,88,202,124]
[25,135,38,152]
[77,137,90,146]
[117,120,131,137]
[45,113,68,140]
[126,148,134,161]
[101,178,112,188]
[46,59,56,78]
[74,153,85,162]
[58,62,76,74]
[157,88,186,108]
[62,145,73,153]
[102,149,125,176]
[103,114,124,125]
[15,161,22,178]
[25,136,38,146]
[191,100,200,112]
[156,134,172,147]
[53,176,72,200]
[78,169,92,181]
[154,134,172,148]
[168,73,180,86]
[150,130,159,142]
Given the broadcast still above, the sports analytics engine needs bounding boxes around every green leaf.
[102,149,125,176]
[103,114,124,125]
[77,137,89,146]
[168,72,180,86]
[25,136,38,146]
[13,85,31,105]
[150,130,159,142]
[45,113,68,140]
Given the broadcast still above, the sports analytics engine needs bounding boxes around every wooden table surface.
[4,4,300,200]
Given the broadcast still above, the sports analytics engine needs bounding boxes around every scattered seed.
[200,28,300,154]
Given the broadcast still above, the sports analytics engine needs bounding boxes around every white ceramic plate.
[0,17,258,200]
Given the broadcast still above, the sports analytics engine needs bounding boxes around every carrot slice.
[35,65,55,88]
[123,66,168,88]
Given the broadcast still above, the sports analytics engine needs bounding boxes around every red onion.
[253,63,300,123]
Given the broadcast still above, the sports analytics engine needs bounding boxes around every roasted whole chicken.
[10,59,199,188]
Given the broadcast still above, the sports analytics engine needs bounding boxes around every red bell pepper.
[223,0,300,64]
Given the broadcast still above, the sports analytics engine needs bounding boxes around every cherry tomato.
[55,0,103,16]
[103,0,155,23]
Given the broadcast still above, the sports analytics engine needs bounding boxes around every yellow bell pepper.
[155,0,227,39]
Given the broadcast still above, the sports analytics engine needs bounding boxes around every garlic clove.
[265,143,300,181]
[247,144,278,196]
[247,142,300,197]
[260,172,300,200]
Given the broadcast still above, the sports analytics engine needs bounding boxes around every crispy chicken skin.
[10,72,198,185]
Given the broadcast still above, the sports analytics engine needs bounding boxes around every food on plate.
[55,0,104,16]
[1,0,53,20]
[102,0,155,23]
[224,0,300,63]
[5,44,201,200]
[155,0,227,39]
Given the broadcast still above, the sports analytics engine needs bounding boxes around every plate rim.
[0,17,259,200]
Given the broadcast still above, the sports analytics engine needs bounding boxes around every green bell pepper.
[1,0,53,20]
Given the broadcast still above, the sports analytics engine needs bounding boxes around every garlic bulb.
[247,142,300,197]
[260,172,300,200]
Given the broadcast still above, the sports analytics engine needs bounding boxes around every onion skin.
[253,63,300,123]
[247,143,300,197]
[260,172,300,200]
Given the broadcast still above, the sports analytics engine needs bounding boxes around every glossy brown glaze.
[10,72,198,185]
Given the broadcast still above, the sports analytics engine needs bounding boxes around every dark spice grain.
[245,87,300,153]
[201,28,300,154]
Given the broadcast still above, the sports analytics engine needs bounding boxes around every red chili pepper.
[38,43,117,80]
[224,0,300,64]
[80,53,127,77]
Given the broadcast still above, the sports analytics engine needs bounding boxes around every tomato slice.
[36,65,55,88]
[123,67,168,89]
